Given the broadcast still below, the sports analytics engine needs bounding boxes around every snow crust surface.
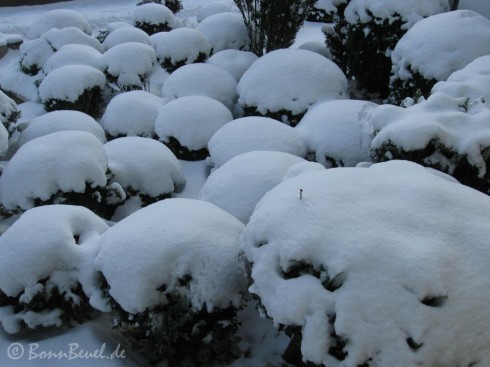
[43,44,103,74]
[196,1,233,23]
[27,9,92,40]
[155,27,211,66]
[102,26,151,50]
[206,49,258,81]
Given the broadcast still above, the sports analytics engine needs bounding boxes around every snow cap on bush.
[296,99,376,167]
[133,3,177,34]
[238,48,348,125]
[101,26,151,51]
[27,9,92,40]
[196,12,250,53]
[200,151,312,223]
[155,95,233,152]
[42,27,103,53]
[206,49,258,81]
[43,44,102,75]
[19,38,56,75]
[162,63,238,110]
[208,116,307,168]
[0,131,109,210]
[95,198,247,314]
[0,89,20,139]
[101,90,163,138]
[0,123,8,158]
[196,1,233,23]
[242,160,490,366]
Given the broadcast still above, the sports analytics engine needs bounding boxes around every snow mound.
[206,49,258,82]
[95,198,247,314]
[344,0,450,28]
[39,65,106,103]
[208,116,307,168]
[431,55,490,104]
[391,10,490,82]
[197,1,233,22]
[27,9,92,40]
[296,99,376,168]
[200,151,309,223]
[155,95,233,151]
[238,48,348,121]
[162,62,237,110]
[196,12,250,53]
[101,90,163,138]
[0,131,108,210]
[298,41,332,59]
[101,26,151,51]
[0,124,7,158]
[43,44,103,75]
[42,27,103,53]
[133,3,176,28]
[104,137,185,197]
[242,160,490,366]
[18,110,106,146]
[19,37,56,75]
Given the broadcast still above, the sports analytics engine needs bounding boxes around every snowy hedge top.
[370,92,490,177]
[162,63,238,110]
[344,0,450,28]
[0,205,108,298]
[0,90,18,125]
[391,10,490,81]
[39,65,106,102]
[18,110,106,146]
[43,44,103,75]
[238,49,348,115]
[155,27,211,65]
[0,131,109,210]
[197,1,233,23]
[242,160,490,366]
[101,90,163,138]
[27,9,92,40]
[132,3,176,27]
[104,137,185,197]
[208,116,307,168]
[431,55,490,104]
[95,198,247,314]
[206,49,258,82]
[195,12,250,53]
[42,27,103,53]
[200,151,313,223]
[296,99,376,167]
[155,95,233,150]
[101,26,151,51]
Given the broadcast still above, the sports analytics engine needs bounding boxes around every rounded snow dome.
[155,95,233,159]
[238,48,348,126]
[27,9,92,39]
[133,3,176,34]
[162,63,238,110]
[102,26,151,50]
[208,116,307,168]
[43,44,102,75]
[206,49,258,81]
[196,1,233,23]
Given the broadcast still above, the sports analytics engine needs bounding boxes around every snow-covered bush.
[197,1,233,22]
[42,44,102,76]
[298,41,332,59]
[200,151,315,223]
[27,9,92,40]
[0,205,108,334]
[307,0,337,22]
[206,49,258,82]
[17,110,106,147]
[137,0,183,14]
[94,198,247,364]
[101,26,151,51]
[389,10,490,104]
[0,131,125,218]
[195,12,251,54]
[0,90,21,139]
[234,0,315,56]
[0,123,8,159]
[100,90,163,139]
[237,48,348,126]
[370,92,490,194]
[155,28,211,73]
[296,99,376,168]
[133,3,177,35]
[101,42,156,93]
[155,95,233,160]
[242,160,490,367]
[39,65,106,117]
[104,137,185,208]
[207,116,307,168]
[95,21,133,44]
[162,63,238,110]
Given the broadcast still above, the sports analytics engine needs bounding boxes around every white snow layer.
[238,48,348,116]
[200,151,312,223]
[104,137,185,197]
[197,1,233,23]
[206,49,258,82]
[242,160,490,367]
[94,198,247,314]
[162,62,238,110]
[391,10,490,82]
[344,0,450,28]
[0,124,8,158]
[207,116,307,168]
[42,27,103,53]
[101,90,163,138]
[296,99,377,167]
[155,95,233,150]
[102,26,151,51]
[132,3,176,28]
[0,131,108,210]
[43,44,103,75]
[27,9,92,40]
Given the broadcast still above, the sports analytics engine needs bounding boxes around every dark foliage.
[42,86,103,118]
[136,0,183,13]
[242,105,304,127]
[160,52,208,74]
[389,66,438,105]
[163,136,209,161]
[134,21,172,36]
